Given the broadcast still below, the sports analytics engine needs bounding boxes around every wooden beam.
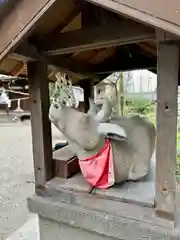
[94,47,156,73]
[155,43,179,221]
[89,47,116,65]
[0,0,57,62]
[113,0,180,27]
[81,2,109,27]
[137,43,157,56]
[10,42,100,81]
[9,42,44,62]
[95,59,156,73]
[28,61,53,188]
[10,61,24,76]
[86,0,180,38]
[39,20,155,55]
[51,8,81,35]
[80,79,94,112]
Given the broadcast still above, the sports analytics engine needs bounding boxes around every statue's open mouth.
[106,133,127,141]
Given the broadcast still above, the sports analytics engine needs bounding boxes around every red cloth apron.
[79,139,115,189]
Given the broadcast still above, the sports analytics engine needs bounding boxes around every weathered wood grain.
[155,43,179,221]
[86,0,180,37]
[40,20,155,55]
[0,0,57,61]
[28,61,52,188]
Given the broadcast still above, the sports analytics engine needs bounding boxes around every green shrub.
[125,97,155,115]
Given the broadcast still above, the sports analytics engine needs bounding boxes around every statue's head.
[49,98,127,151]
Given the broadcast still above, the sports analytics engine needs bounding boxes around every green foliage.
[125,97,155,115]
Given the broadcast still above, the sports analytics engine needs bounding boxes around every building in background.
[94,70,157,104]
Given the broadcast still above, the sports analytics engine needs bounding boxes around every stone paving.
[0,121,34,240]
[0,118,62,240]
[5,216,39,240]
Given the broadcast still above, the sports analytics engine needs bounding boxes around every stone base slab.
[28,190,180,240]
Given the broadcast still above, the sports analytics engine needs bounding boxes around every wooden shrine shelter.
[1,0,180,239]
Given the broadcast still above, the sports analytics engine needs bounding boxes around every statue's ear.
[97,122,127,141]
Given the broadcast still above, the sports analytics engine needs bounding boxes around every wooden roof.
[0,0,179,84]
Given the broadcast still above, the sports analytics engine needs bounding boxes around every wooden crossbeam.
[9,42,100,81]
[80,79,94,112]
[39,20,155,55]
[10,61,24,76]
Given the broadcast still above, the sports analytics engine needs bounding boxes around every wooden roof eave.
[86,0,180,38]
[0,0,58,62]
[0,0,165,84]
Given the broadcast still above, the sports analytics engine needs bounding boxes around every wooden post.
[28,61,53,188]
[155,43,179,221]
[80,79,94,112]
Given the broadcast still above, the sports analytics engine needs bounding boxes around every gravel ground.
[0,119,62,240]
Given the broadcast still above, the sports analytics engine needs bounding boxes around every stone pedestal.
[39,218,112,240]
[28,172,180,240]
